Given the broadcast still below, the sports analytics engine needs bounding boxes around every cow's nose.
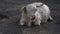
[31,15,35,20]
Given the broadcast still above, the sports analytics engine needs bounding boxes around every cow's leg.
[34,18,41,26]
[19,14,25,26]
[34,11,41,25]
[19,18,25,26]
[27,22,31,26]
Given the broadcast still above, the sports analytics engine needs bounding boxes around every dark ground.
[0,0,60,34]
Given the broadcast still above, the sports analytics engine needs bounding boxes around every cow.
[19,2,53,26]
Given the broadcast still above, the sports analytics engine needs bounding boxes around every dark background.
[0,0,60,34]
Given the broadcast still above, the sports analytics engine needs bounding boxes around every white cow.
[19,2,53,26]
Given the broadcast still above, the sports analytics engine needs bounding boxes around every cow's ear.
[23,7,27,13]
[20,6,27,13]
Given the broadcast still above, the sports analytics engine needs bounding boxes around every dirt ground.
[0,0,60,34]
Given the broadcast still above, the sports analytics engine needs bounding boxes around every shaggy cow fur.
[19,2,53,26]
